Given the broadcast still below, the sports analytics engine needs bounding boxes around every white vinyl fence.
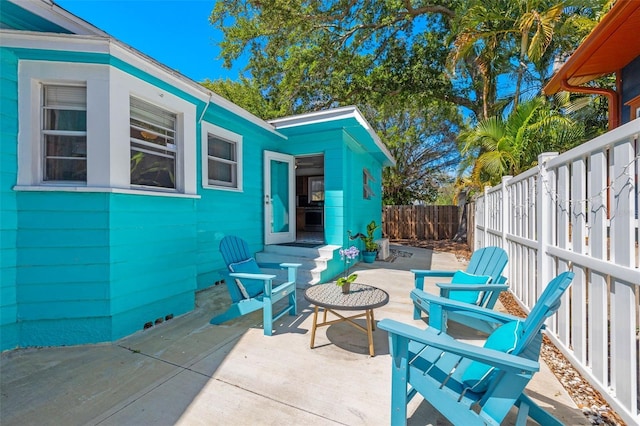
[473,118,640,425]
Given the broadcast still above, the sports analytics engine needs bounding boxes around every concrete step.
[256,244,340,286]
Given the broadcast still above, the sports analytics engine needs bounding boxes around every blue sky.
[55,0,244,83]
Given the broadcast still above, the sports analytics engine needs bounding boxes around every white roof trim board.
[269,106,395,165]
[7,0,396,158]
[6,0,284,138]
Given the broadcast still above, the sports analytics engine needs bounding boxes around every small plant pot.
[362,251,377,263]
[341,282,351,294]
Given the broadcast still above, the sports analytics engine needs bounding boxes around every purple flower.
[337,246,360,287]
[340,245,360,261]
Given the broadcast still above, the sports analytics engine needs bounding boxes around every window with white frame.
[202,122,242,190]
[130,97,177,190]
[41,85,87,182]
[18,60,198,196]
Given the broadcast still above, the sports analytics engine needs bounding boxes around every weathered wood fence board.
[383,205,459,240]
[466,202,475,250]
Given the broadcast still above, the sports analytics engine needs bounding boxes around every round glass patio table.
[304,282,389,356]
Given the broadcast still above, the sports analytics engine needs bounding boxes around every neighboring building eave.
[544,0,640,93]
[269,106,396,166]
[543,0,640,129]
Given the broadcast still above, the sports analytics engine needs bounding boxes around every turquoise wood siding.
[195,108,283,290]
[1,6,390,349]
[277,123,386,282]
[343,131,384,244]
[0,43,215,349]
[109,194,197,339]
[12,192,199,347]
[0,48,19,349]
[16,192,111,346]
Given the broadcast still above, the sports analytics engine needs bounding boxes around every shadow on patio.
[0,244,588,425]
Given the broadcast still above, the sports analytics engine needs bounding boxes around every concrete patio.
[0,244,588,425]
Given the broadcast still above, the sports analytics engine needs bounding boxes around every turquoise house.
[0,0,394,351]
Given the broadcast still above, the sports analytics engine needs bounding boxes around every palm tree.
[449,0,566,116]
[448,0,517,120]
[460,96,583,188]
[513,1,564,110]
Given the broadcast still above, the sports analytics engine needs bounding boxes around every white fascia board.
[270,105,395,165]
[107,39,285,138]
[1,29,285,138]
[269,105,361,128]
[8,0,109,36]
[0,29,110,53]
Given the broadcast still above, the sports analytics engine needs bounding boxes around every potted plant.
[349,220,380,263]
[336,246,359,293]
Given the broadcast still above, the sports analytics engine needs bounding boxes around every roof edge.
[544,0,638,95]
[4,1,284,138]
[269,106,395,165]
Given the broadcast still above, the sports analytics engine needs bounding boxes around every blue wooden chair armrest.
[412,288,521,321]
[435,283,509,292]
[278,263,301,284]
[412,270,456,292]
[257,262,301,269]
[279,262,302,268]
[412,288,521,332]
[378,319,539,374]
[229,272,277,281]
[411,269,455,278]
[229,272,295,298]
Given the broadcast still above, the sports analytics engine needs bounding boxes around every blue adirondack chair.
[210,235,301,336]
[412,246,509,333]
[379,271,574,426]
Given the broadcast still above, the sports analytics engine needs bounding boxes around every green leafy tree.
[201,77,291,119]
[210,1,479,117]
[448,0,605,117]
[375,99,461,205]
[207,0,608,199]
[460,96,583,188]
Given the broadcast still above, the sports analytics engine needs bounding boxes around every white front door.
[264,151,295,245]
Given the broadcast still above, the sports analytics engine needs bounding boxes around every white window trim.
[201,121,243,192]
[41,84,88,184]
[18,62,105,187]
[16,60,198,197]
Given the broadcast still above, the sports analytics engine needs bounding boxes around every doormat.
[279,242,322,248]
[384,249,414,262]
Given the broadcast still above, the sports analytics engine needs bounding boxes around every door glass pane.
[270,159,289,233]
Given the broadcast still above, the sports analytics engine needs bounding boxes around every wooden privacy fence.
[465,202,475,249]
[383,205,459,240]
